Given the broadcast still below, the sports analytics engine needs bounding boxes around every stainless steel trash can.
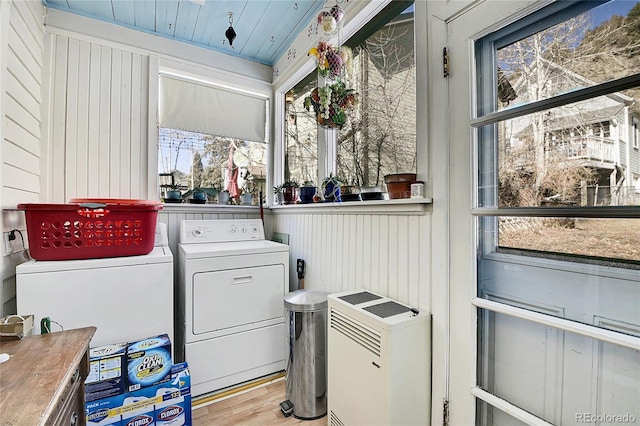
[283,289,328,420]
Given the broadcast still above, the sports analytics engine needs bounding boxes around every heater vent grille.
[330,411,346,426]
[330,308,381,357]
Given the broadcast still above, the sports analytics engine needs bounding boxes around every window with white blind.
[157,73,269,204]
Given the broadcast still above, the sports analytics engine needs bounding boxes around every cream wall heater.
[327,290,431,426]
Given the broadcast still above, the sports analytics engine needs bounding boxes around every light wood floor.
[192,379,327,426]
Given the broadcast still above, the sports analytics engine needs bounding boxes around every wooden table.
[0,327,96,425]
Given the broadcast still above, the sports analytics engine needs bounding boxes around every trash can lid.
[284,290,328,311]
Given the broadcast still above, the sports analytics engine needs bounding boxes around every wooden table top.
[0,327,96,425]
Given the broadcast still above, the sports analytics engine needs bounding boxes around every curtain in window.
[159,74,267,143]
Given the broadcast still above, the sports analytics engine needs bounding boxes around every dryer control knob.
[192,227,205,237]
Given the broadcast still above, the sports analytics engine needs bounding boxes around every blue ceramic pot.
[300,186,317,204]
[323,182,342,202]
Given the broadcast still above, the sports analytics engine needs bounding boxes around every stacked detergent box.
[85,334,192,426]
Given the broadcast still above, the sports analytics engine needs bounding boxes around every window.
[158,73,268,204]
[158,129,267,204]
[473,2,640,424]
[476,0,640,263]
[634,119,639,149]
[283,1,415,189]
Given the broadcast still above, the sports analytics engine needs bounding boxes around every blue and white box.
[85,342,128,403]
[127,334,172,392]
[87,362,191,426]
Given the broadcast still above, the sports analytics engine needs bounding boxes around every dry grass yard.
[500,218,640,263]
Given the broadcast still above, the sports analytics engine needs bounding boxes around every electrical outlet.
[4,232,11,254]
[3,231,21,255]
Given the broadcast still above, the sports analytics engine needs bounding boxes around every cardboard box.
[85,342,128,403]
[86,362,191,426]
[0,314,34,341]
[126,334,172,392]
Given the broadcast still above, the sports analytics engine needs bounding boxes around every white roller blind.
[159,75,267,142]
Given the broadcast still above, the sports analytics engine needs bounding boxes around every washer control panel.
[180,219,265,244]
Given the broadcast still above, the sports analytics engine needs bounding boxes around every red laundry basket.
[18,200,162,261]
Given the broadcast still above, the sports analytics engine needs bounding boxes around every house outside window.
[283,2,415,190]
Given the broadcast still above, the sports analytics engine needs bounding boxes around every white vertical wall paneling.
[109,49,121,196]
[119,51,132,197]
[65,38,79,200]
[87,43,101,195]
[98,45,111,196]
[147,55,159,199]
[272,212,430,309]
[50,35,68,202]
[76,41,90,197]
[379,215,390,296]
[130,53,143,198]
[2,0,43,207]
[47,33,151,201]
[2,0,44,316]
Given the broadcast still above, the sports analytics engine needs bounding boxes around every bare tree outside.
[493,2,640,264]
[496,5,640,208]
[337,13,416,187]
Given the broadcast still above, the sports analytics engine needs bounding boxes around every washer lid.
[284,290,329,311]
[16,246,173,274]
[179,239,289,259]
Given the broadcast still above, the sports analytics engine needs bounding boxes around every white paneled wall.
[1,0,43,208]
[271,210,431,310]
[46,34,151,202]
[1,0,44,316]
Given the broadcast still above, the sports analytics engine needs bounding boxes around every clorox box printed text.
[87,362,191,426]
[127,334,172,392]
[85,342,128,403]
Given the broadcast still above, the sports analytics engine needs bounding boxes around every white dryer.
[177,219,289,397]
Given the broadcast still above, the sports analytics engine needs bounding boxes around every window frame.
[471,3,640,423]
[155,60,272,205]
[273,0,418,202]
[473,0,640,252]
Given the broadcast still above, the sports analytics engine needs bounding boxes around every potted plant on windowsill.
[282,180,299,205]
[163,183,183,203]
[322,173,343,202]
[300,181,317,204]
[273,184,284,205]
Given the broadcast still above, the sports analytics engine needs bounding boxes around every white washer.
[16,224,174,349]
[177,219,289,397]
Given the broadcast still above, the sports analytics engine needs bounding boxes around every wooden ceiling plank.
[65,0,111,20]
[227,1,270,54]
[205,0,243,48]
[239,0,292,59]
[174,0,203,40]
[44,0,326,66]
[133,0,157,32]
[155,0,180,37]
[190,0,223,45]
[264,0,323,63]
[112,0,136,26]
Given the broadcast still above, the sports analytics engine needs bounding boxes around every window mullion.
[471,73,640,128]
[472,206,640,219]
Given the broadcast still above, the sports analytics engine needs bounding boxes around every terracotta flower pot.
[384,173,416,199]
